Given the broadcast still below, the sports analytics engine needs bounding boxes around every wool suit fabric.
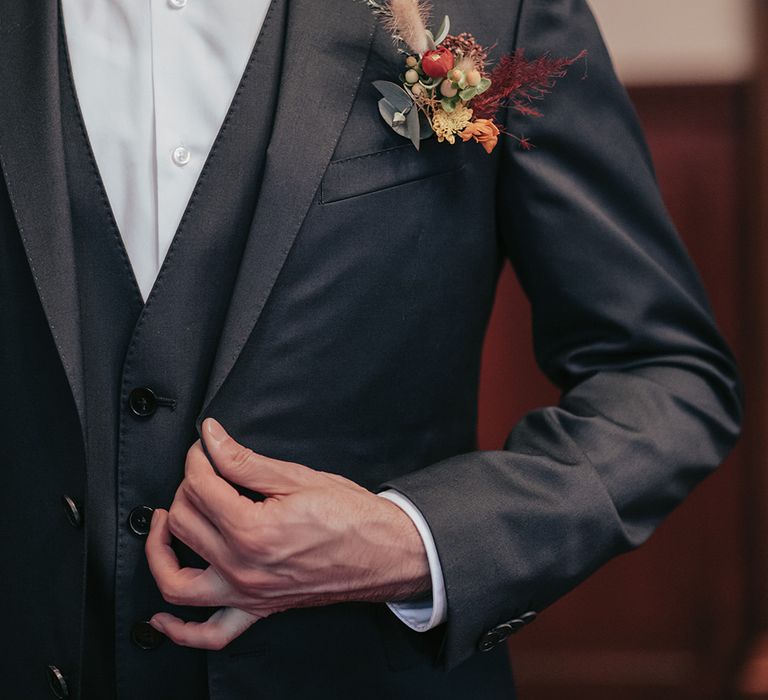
[0,0,742,698]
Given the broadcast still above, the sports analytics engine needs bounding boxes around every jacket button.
[131,620,165,650]
[477,623,514,652]
[128,387,158,417]
[46,665,69,698]
[478,613,537,652]
[520,611,537,625]
[61,495,82,528]
[506,618,526,633]
[128,506,155,537]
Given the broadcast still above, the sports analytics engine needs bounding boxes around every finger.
[146,509,232,607]
[150,606,260,651]
[202,417,312,495]
[184,440,208,478]
[179,464,255,541]
[182,444,255,535]
[167,489,234,573]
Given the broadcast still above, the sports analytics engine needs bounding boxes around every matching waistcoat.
[58,1,289,695]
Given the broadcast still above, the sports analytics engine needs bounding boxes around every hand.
[145,418,431,650]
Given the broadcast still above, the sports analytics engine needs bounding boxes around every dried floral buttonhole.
[363,0,586,153]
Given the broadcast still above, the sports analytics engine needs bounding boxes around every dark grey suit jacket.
[0,0,742,697]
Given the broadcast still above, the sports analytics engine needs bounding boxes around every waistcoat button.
[128,387,158,417]
[46,665,69,698]
[128,505,155,537]
[61,495,83,528]
[131,620,165,650]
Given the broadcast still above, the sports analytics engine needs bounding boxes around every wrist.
[376,496,432,599]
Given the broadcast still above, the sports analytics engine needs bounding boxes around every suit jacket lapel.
[0,0,86,434]
[200,0,376,416]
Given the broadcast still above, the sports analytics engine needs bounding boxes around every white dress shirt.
[61,0,446,632]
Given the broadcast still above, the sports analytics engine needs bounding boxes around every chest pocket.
[320,139,466,204]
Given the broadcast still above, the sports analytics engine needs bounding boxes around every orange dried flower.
[460,118,500,154]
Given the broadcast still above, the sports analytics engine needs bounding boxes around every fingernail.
[149,617,165,633]
[205,417,227,446]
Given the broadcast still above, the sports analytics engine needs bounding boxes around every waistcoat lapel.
[0,0,85,434]
[107,2,291,696]
[57,0,292,694]
[199,0,377,417]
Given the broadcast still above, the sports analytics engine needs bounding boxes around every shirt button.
[172,145,191,166]
[168,0,188,8]
[128,505,155,537]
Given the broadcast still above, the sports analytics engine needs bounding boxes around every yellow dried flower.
[432,103,473,144]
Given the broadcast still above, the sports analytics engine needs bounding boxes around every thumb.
[201,417,310,495]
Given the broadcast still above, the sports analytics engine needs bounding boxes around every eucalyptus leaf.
[419,111,435,140]
[434,15,450,45]
[424,29,437,51]
[372,80,413,113]
[392,123,410,138]
[392,123,411,138]
[378,98,395,124]
[459,86,478,101]
[476,77,491,94]
[406,105,421,150]
[441,97,456,113]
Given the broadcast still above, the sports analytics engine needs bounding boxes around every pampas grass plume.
[385,0,431,55]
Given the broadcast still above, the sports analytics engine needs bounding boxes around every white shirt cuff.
[378,489,448,631]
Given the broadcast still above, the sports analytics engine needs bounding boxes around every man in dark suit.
[0,0,742,698]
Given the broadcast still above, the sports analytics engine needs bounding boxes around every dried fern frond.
[472,50,587,120]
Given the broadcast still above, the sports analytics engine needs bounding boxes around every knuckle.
[230,531,252,558]
[213,559,238,587]
[234,523,275,562]
[228,568,266,598]
[248,533,277,564]
[166,508,184,536]
[228,568,251,593]
[158,580,183,606]
[244,540,268,563]
[206,632,229,651]
[183,472,205,498]
[172,630,192,648]
[235,524,262,553]
[228,445,255,473]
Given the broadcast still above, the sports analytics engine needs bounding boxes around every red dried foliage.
[517,136,533,150]
[472,49,587,121]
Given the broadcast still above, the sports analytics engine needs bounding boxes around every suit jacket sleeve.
[382,0,743,670]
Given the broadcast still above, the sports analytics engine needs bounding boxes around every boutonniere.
[362,0,586,153]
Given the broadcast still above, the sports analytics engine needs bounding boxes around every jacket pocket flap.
[321,142,464,204]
